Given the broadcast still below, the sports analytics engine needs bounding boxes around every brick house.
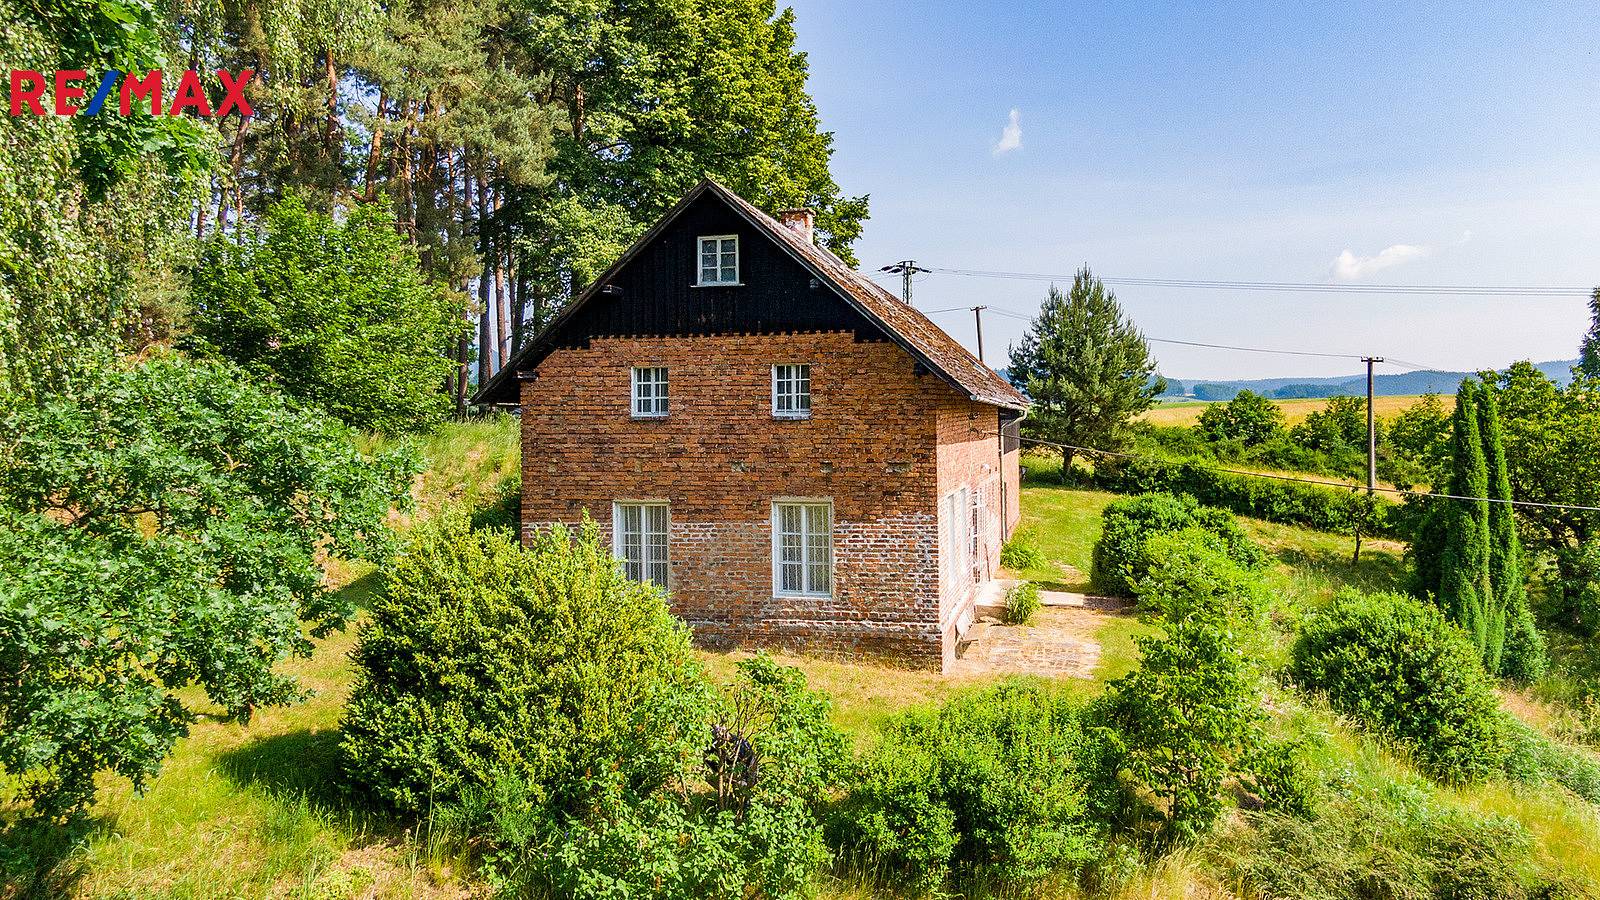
[473,178,1028,670]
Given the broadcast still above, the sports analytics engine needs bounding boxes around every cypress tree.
[1436,379,1496,666]
[1479,381,1547,680]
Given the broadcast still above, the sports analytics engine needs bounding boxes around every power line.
[922,305,1435,366]
[919,267,1589,297]
[1008,434,1600,513]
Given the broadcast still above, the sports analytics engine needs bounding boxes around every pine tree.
[1478,381,1547,680]
[1436,379,1497,666]
[1006,269,1164,472]
[1580,287,1600,379]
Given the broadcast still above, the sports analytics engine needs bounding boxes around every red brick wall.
[932,402,1013,666]
[519,331,963,666]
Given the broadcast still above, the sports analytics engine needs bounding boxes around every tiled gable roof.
[473,177,1030,411]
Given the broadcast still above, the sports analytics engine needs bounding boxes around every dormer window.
[698,235,739,285]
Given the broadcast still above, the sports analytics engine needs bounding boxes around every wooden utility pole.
[1353,356,1383,564]
[971,306,987,363]
[1363,356,1383,494]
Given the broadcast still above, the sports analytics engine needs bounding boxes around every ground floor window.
[613,501,669,586]
[773,500,832,597]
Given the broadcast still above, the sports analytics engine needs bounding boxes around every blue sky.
[790,1,1600,381]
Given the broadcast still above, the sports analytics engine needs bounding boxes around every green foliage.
[186,197,461,433]
[1007,269,1163,470]
[1410,378,1543,679]
[1493,363,1600,636]
[1240,740,1320,819]
[1290,394,1369,453]
[1437,379,1500,669]
[1097,605,1262,842]
[340,514,707,814]
[1000,528,1048,569]
[1129,526,1269,624]
[1582,286,1600,380]
[1090,492,1265,597]
[0,356,412,817]
[1288,591,1509,783]
[0,0,212,407]
[1196,390,1286,447]
[829,682,1101,893]
[1479,383,1546,681]
[1089,454,1398,536]
[1387,392,1452,487]
[1004,582,1041,625]
[442,654,845,900]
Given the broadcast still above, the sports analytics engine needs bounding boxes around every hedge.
[1086,455,1397,537]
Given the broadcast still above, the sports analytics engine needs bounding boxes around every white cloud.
[991,108,1022,157]
[1327,243,1430,280]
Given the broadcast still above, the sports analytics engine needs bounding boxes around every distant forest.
[1165,359,1580,401]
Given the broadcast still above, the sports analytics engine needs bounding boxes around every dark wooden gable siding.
[547,192,891,348]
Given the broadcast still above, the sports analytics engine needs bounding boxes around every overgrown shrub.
[1088,455,1397,536]
[340,514,708,813]
[829,681,1102,893]
[1096,607,1262,842]
[1287,590,1509,783]
[443,655,847,900]
[1000,528,1047,570]
[1129,525,1269,624]
[1090,492,1265,597]
[1005,582,1041,624]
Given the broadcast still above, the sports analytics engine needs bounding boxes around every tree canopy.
[186,197,461,432]
[0,356,415,817]
[1007,268,1163,470]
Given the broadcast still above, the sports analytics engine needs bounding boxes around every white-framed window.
[946,487,969,576]
[698,235,739,285]
[631,366,668,417]
[772,364,811,418]
[613,501,670,587]
[773,500,832,597]
[970,489,982,562]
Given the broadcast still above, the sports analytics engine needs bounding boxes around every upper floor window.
[772,364,811,418]
[773,500,832,597]
[632,366,668,417]
[698,235,739,285]
[614,502,669,587]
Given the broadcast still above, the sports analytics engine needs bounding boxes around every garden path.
[948,581,1131,679]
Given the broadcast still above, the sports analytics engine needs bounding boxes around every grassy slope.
[13,418,1600,899]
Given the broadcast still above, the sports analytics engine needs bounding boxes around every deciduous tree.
[0,356,415,817]
[186,196,461,432]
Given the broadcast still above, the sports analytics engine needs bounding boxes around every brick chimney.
[778,208,816,245]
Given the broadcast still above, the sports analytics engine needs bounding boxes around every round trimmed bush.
[1090,492,1265,597]
[1288,590,1508,783]
[339,514,708,813]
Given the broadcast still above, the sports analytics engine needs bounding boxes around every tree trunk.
[494,184,508,369]
[477,171,493,386]
[323,50,339,155]
[364,93,387,203]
